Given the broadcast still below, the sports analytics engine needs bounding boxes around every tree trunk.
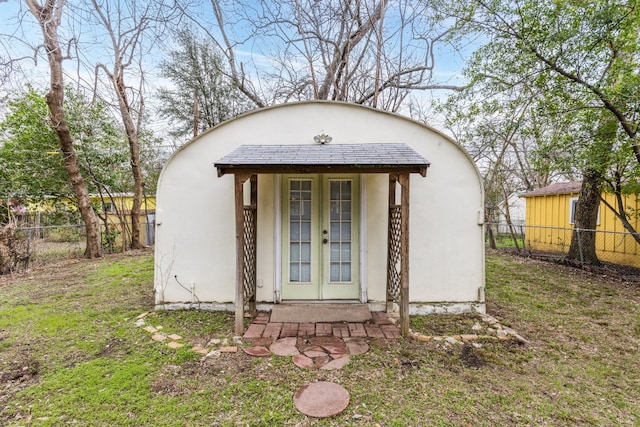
[567,172,601,265]
[27,0,102,259]
[113,73,143,249]
[129,154,143,250]
[127,135,143,250]
[566,113,618,266]
[502,191,520,252]
[485,210,497,249]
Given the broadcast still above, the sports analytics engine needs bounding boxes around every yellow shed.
[522,182,640,267]
[91,194,156,247]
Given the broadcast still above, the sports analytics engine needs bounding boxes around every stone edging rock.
[133,311,242,355]
[134,310,528,356]
[410,313,529,345]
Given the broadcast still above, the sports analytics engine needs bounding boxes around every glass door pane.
[289,179,312,282]
[328,180,352,282]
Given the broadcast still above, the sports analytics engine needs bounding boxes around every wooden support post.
[386,174,397,313]
[234,174,249,336]
[249,174,258,316]
[250,174,258,208]
[398,173,410,338]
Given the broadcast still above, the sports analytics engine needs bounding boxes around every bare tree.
[436,79,578,251]
[438,83,560,197]
[25,0,102,258]
[177,0,464,109]
[89,0,175,249]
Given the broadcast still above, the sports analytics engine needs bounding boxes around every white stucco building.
[497,192,526,233]
[154,101,485,335]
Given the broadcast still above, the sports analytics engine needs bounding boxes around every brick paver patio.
[243,311,401,340]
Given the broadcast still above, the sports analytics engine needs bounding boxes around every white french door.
[281,174,359,300]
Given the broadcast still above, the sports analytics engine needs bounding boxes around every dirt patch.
[0,358,39,383]
[95,338,127,358]
[0,249,150,286]
[497,248,640,284]
[0,355,41,425]
[0,258,83,294]
[150,364,195,397]
[459,344,485,369]
[151,354,257,397]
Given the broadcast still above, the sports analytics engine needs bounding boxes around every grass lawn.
[1,250,639,426]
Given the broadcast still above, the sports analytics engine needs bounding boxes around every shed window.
[103,202,115,213]
[569,197,600,226]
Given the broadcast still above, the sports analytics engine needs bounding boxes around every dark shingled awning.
[215,143,430,177]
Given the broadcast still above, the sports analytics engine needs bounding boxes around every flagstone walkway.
[242,311,401,342]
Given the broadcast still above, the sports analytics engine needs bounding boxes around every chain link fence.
[1,219,155,273]
[5,219,639,272]
[485,222,640,268]
[15,225,86,267]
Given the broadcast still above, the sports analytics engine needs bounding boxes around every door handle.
[323,238,328,244]
[323,230,328,244]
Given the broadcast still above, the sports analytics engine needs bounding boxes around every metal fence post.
[576,228,584,267]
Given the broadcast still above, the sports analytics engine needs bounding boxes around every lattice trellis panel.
[387,205,402,302]
[243,207,257,310]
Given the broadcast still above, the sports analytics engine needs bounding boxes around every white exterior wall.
[497,193,526,233]
[154,101,484,307]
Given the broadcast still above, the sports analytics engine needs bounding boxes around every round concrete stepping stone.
[314,355,330,368]
[304,350,328,358]
[270,337,300,356]
[323,344,348,355]
[313,338,347,354]
[293,354,315,369]
[298,345,324,354]
[344,338,369,355]
[329,352,348,360]
[293,381,350,418]
[243,346,271,357]
[320,355,350,370]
